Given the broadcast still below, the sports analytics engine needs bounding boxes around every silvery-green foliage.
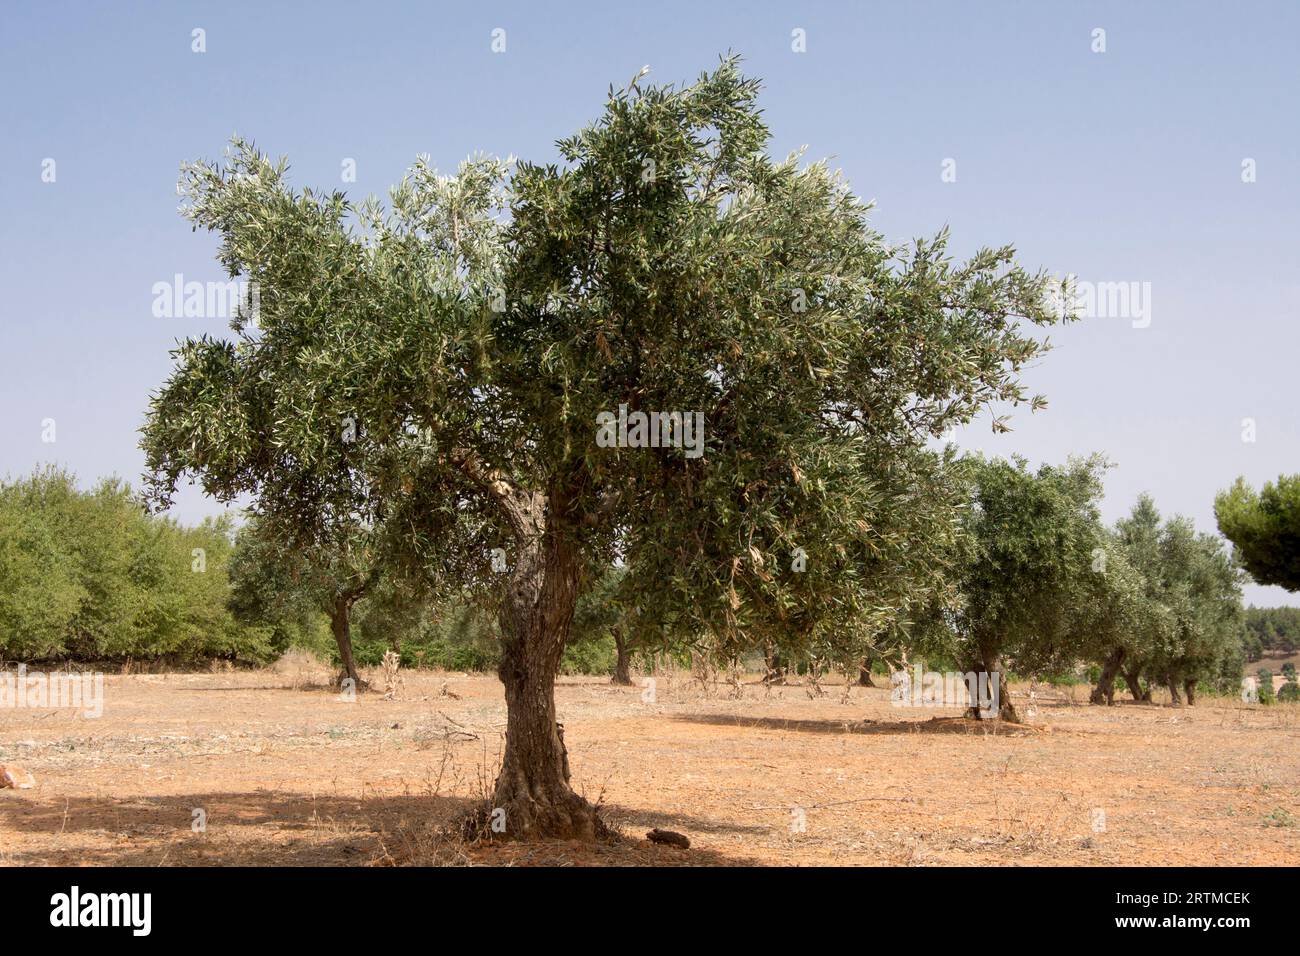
[142,57,1066,660]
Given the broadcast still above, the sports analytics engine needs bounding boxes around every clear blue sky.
[1,1,1296,606]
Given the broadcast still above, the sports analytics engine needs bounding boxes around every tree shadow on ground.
[0,790,471,866]
[0,789,760,867]
[602,803,774,839]
[668,713,1041,737]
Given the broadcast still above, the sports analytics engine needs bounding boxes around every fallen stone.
[0,765,36,789]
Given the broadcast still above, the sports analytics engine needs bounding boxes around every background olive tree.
[1117,498,1244,704]
[226,517,437,688]
[910,454,1108,722]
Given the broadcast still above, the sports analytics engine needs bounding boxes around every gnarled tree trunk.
[968,638,1018,722]
[1166,672,1182,706]
[858,656,876,687]
[1183,677,1197,706]
[489,488,600,840]
[1123,667,1150,702]
[611,628,633,686]
[1091,646,1126,705]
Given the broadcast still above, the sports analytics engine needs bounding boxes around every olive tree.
[769,444,968,691]
[1110,495,1167,701]
[933,455,1108,721]
[140,59,1066,838]
[1142,515,1242,704]
[227,518,406,687]
[1111,496,1245,704]
[1078,530,1166,705]
[569,566,649,685]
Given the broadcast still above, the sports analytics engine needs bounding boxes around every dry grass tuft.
[271,647,333,689]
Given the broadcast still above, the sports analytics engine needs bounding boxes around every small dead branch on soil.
[991,786,1081,854]
[414,712,481,748]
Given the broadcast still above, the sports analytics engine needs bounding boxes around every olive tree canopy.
[141,58,1067,838]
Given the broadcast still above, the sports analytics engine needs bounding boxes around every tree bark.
[611,628,633,686]
[858,656,876,687]
[1091,646,1126,705]
[329,597,365,690]
[968,639,1018,722]
[988,654,1018,722]
[488,488,600,840]
[1166,673,1182,706]
[1183,678,1197,706]
[1123,667,1150,702]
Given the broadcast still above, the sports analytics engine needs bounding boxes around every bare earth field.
[2,667,1298,867]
